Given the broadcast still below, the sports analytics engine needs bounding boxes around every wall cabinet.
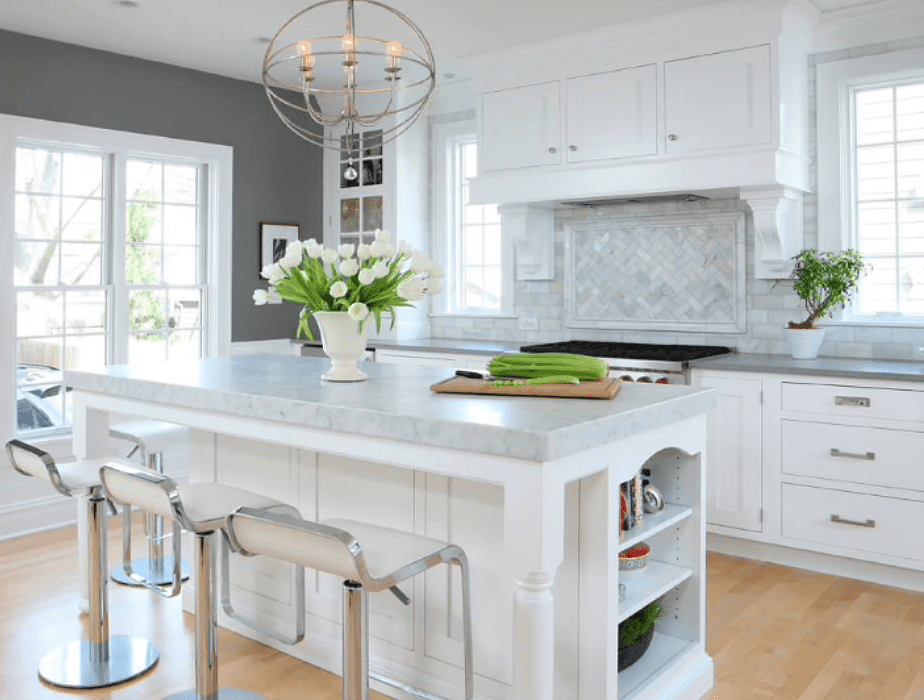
[693,373,762,532]
[565,65,657,162]
[664,45,771,153]
[481,81,561,171]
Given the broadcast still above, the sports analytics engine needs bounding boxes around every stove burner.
[519,341,731,363]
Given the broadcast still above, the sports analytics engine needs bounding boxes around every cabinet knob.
[569,145,578,151]
[548,147,557,154]
[668,134,678,141]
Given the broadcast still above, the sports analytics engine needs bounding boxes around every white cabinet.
[693,372,762,532]
[481,81,561,171]
[664,45,771,153]
[565,65,657,162]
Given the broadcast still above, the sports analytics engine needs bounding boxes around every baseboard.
[708,533,924,593]
[0,493,77,542]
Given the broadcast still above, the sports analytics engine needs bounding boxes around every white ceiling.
[0,0,893,85]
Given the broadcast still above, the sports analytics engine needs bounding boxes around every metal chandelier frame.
[262,0,436,150]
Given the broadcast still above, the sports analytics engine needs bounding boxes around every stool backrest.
[100,461,182,525]
[6,439,71,496]
[226,508,366,584]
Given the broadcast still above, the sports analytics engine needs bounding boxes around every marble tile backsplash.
[429,38,924,360]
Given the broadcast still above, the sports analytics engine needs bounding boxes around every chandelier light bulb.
[341,34,356,54]
[297,40,313,56]
[386,41,403,57]
[343,164,359,181]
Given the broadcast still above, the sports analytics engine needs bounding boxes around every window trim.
[817,46,924,325]
[0,114,233,438]
[430,119,513,317]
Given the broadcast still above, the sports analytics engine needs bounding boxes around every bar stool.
[5,439,160,689]
[100,461,305,700]
[109,419,191,587]
[225,507,474,700]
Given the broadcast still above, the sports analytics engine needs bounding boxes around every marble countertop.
[66,354,714,462]
[690,353,924,382]
[292,336,524,356]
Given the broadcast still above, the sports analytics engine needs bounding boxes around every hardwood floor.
[3,520,924,700]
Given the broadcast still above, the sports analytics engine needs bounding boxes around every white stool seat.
[178,484,285,532]
[7,445,135,495]
[323,518,451,581]
[110,420,188,456]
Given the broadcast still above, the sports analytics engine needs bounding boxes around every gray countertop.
[690,353,924,383]
[66,354,714,463]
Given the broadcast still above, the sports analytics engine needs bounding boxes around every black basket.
[618,626,655,672]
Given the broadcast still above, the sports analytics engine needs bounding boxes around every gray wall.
[0,29,322,342]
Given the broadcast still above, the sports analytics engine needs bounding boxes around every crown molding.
[812,0,924,53]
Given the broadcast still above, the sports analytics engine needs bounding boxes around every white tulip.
[410,251,431,274]
[369,240,386,257]
[253,289,269,305]
[374,229,392,245]
[356,243,373,260]
[279,248,302,270]
[427,277,443,295]
[260,263,286,285]
[398,240,414,256]
[340,258,360,276]
[348,302,369,321]
[329,280,348,298]
[321,249,339,265]
[306,239,323,259]
[358,268,376,285]
[397,277,425,302]
[286,240,304,257]
[428,264,445,279]
[338,243,355,259]
[372,260,389,278]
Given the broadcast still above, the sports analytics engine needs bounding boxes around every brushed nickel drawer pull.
[830,514,876,528]
[830,448,876,461]
[835,396,870,408]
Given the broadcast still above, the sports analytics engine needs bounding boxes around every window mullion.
[111,152,129,364]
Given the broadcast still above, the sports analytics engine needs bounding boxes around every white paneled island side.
[65,354,716,700]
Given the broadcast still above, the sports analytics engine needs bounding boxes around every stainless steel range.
[519,340,732,385]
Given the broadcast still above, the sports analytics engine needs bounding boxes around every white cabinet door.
[664,45,771,153]
[696,374,762,532]
[566,65,657,162]
[481,82,561,171]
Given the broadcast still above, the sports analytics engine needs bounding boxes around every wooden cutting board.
[431,376,622,400]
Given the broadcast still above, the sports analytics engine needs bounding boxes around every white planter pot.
[314,311,371,382]
[784,327,826,360]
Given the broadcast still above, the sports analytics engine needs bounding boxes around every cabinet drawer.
[782,483,924,561]
[781,382,924,422]
[782,420,924,492]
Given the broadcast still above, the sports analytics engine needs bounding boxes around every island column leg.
[512,573,556,700]
[505,471,565,700]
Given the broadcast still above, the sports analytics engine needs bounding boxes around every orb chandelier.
[263,0,436,159]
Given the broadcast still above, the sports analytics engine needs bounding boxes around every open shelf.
[618,561,691,623]
[618,503,692,553]
[619,632,696,699]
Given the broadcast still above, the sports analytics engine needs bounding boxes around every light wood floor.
[3,519,924,700]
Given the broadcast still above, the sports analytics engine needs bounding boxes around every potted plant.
[618,602,662,672]
[785,249,865,360]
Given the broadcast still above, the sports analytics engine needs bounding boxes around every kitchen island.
[66,354,716,700]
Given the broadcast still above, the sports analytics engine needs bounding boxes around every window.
[817,47,924,323]
[1,116,233,437]
[432,120,510,315]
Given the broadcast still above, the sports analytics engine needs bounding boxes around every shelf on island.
[618,504,693,553]
[619,561,691,623]
[619,632,696,700]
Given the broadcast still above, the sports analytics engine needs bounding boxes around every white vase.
[784,327,826,360]
[314,311,371,382]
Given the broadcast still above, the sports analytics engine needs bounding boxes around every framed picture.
[260,223,299,271]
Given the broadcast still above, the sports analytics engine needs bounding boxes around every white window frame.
[431,119,514,317]
[0,114,233,441]
[817,46,924,326]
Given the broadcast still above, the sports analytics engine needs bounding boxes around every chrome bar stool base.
[111,556,191,587]
[39,635,159,689]
[162,690,268,700]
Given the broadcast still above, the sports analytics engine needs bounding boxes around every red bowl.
[619,542,652,561]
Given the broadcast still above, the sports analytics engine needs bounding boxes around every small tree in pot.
[785,249,865,359]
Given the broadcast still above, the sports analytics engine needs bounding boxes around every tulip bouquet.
[253,230,443,339]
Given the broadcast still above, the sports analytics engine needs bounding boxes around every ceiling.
[0,0,893,85]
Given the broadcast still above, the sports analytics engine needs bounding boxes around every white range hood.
[458,0,819,280]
